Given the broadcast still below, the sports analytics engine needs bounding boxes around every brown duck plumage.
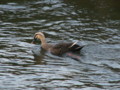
[32,32,84,55]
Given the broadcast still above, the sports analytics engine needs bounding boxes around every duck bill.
[31,38,37,44]
[31,38,40,44]
[31,39,36,44]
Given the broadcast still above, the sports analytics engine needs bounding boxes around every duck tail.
[69,41,84,52]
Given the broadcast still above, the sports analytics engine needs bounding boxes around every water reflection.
[32,46,46,65]
[64,0,120,20]
[0,0,120,89]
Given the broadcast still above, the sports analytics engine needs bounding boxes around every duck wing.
[51,41,84,55]
[51,42,70,55]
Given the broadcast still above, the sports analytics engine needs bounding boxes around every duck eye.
[31,37,40,44]
[34,37,40,42]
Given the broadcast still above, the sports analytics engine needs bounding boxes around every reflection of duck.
[32,32,84,55]
[32,46,46,65]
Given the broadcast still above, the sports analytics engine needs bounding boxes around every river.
[0,0,120,90]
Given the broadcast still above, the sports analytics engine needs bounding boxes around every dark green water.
[0,0,120,90]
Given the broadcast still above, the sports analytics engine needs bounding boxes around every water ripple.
[0,0,120,89]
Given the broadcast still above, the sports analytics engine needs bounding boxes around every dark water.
[0,0,120,90]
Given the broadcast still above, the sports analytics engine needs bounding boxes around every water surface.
[0,0,120,90]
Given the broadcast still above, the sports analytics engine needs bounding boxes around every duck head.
[32,32,46,44]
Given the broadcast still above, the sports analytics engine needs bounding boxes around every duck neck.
[40,37,47,45]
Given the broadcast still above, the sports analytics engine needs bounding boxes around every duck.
[32,32,84,55]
